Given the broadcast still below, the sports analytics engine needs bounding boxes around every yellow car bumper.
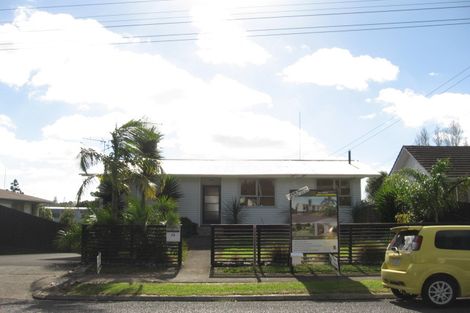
[381,268,421,295]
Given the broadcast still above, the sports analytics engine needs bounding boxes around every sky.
[0,0,469,201]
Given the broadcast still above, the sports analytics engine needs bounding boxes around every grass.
[69,279,388,297]
[214,264,381,276]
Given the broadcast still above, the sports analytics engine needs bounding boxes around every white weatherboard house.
[161,159,379,226]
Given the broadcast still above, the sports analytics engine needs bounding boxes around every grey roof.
[0,189,52,203]
[401,146,470,177]
[161,159,379,177]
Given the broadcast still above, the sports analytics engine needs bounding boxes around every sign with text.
[291,190,338,254]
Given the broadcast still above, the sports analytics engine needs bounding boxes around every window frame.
[316,178,351,207]
[240,178,275,208]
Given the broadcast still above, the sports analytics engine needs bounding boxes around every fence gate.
[211,224,291,267]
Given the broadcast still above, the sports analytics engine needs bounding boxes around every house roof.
[392,145,470,177]
[161,159,379,177]
[0,189,52,203]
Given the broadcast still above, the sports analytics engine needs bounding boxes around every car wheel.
[391,288,417,300]
[422,276,457,307]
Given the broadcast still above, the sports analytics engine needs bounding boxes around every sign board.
[166,225,181,243]
[97,252,102,275]
[291,190,338,254]
[286,186,310,201]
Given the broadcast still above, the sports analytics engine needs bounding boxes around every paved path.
[0,253,80,300]
[172,236,211,282]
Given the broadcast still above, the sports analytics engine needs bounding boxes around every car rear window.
[389,230,420,251]
[435,230,470,250]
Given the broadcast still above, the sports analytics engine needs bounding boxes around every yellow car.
[381,225,470,307]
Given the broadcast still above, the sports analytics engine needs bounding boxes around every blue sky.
[0,0,469,201]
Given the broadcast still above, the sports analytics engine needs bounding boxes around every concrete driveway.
[0,253,80,300]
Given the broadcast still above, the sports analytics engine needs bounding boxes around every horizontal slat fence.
[211,224,291,267]
[81,225,181,267]
[211,225,254,266]
[257,225,291,266]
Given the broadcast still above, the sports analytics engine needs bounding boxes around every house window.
[240,179,275,207]
[317,179,351,206]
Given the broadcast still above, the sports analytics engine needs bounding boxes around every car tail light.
[411,235,423,251]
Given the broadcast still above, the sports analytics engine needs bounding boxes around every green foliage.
[157,175,182,200]
[55,223,81,253]
[123,197,152,226]
[365,171,388,201]
[38,206,53,221]
[224,198,243,224]
[77,119,163,223]
[59,208,76,228]
[375,159,470,223]
[180,217,198,238]
[395,211,415,223]
[352,201,381,223]
[84,206,115,225]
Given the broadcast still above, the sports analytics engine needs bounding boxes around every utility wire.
[329,64,470,156]
[1,18,470,50]
[4,0,464,25]
[0,0,175,12]
[4,3,470,33]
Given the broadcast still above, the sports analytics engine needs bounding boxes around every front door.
[202,186,221,224]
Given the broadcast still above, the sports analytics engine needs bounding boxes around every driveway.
[0,253,80,300]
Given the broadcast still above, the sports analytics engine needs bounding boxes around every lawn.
[69,279,388,297]
[214,264,381,276]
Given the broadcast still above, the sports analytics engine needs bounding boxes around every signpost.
[97,251,102,275]
[289,188,340,272]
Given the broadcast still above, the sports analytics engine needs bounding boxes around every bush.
[55,223,82,253]
[353,201,381,223]
[181,217,198,238]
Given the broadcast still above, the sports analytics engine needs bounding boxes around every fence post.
[177,236,182,267]
[257,225,261,266]
[81,224,87,264]
[253,224,256,267]
[210,225,215,267]
[348,225,353,264]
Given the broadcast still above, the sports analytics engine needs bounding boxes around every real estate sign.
[290,190,338,254]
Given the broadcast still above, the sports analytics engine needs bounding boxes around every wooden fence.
[0,205,63,254]
[211,223,427,267]
[338,223,397,265]
[211,224,291,267]
[81,225,182,267]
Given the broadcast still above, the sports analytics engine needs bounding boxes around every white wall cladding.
[176,176,363,225]
[176,177,201,225]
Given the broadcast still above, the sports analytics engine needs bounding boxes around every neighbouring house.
[390,145,470,202]
[44,206,88,223]
[161,159,379,226]
[0,189,52,217]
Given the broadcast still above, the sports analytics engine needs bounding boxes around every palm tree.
[77,119,163,223]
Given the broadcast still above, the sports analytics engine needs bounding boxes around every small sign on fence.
[166,225,181,242]
[97,251,102,274]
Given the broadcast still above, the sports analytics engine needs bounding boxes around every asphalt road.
[0,253,80,300]
[1,299,470,313]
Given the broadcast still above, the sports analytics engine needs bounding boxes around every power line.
[329,64,470,156]
[1,18,469,50]
[4,0,464,26]
[0,0,175,12]
[5,3,470,33]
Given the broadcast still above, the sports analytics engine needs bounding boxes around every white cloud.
[428,72,439,77]
[191,1,270,66]
[0,8,328,200]
[360,113,376,120]
[0,115,15,129]
[376,88,470,135]
[281,48,399,91]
